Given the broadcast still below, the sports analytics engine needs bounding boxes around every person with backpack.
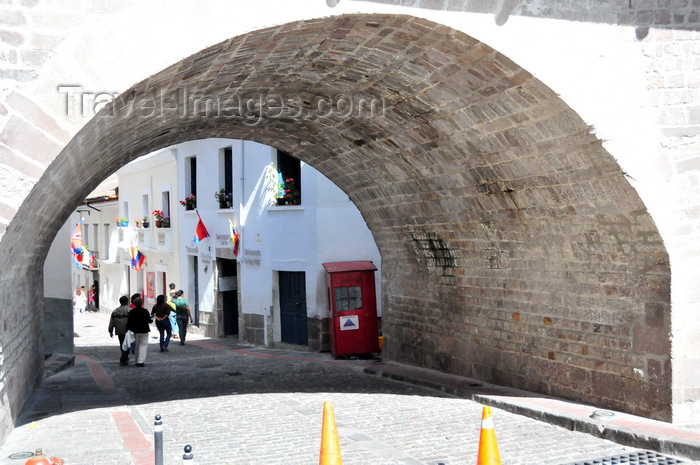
[169,290,193,345]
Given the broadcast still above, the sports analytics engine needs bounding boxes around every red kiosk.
[323,261,380,357]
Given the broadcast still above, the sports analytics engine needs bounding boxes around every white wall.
[170,138,381,344]
[43,221,72,300]
[106,150,179,309]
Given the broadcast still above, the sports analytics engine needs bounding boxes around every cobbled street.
[0,312,691,465]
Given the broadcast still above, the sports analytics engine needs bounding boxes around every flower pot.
[142,222,149,228]
[155,220,163,228]
[120,220,128,227]
[276,198,285,206]
[163,219,171,228]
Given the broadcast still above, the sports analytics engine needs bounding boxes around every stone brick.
[0,10,685,434]
[0,116,61,166]
[6,92,70,143]
[0,9,26,27]
[0,30,23,46]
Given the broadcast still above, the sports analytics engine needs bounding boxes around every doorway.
[279,271,307,345]
[191,255,199,325]
[219,258,238,336]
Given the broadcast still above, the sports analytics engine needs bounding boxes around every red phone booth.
[323,261,380,357]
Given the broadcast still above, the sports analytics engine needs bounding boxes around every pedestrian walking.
[151,295,172,352]
[87,284,97,312]
[129,293,141,309]
[127,296,151,367]
[73,286,87,313]
[168,283,179,339]
[108,295,131,365]
[169,290,193,345]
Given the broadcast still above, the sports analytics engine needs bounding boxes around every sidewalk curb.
[364,365,700,462]
[478,395,700,462]
[43,353,74,379]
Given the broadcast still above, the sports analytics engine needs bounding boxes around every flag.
[277,171,285,198]
[80,246,92,268]
[70,221,82,254]
[129,243,145,271]
[228,218,240,257]
[193,211,210,243]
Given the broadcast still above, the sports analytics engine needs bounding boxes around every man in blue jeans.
[169,290,193,345]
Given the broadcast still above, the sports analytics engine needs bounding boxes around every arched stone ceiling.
[0,14,671,420]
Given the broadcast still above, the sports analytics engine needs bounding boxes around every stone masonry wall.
[0,1,699,440]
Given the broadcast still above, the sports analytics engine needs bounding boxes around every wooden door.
[279,271,307,345]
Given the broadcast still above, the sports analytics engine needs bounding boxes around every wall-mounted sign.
[243,249,261,265]
[218,276,237,292]
[340,315,359,331]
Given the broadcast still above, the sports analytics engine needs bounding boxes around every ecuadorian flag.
[129,244,145,271]
[228,218,240,257]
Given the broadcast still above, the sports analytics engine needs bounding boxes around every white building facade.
[171,138,382,351]
[81,138,381,351]
[106,150,180,311]
[68,183,119,312]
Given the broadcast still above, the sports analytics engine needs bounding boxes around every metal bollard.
[154,414,163,465]
[182,444,193,463]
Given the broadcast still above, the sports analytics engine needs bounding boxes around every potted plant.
[282,177,300,205]
[142,216,150,228]
[152,209,165,228]
[179,194,196,210]
[114,217,121,226]
[265,164,286,205]
[215,189,232,209]
[162,215,171,228]
[120,217,129,227]
[135,219,142,228]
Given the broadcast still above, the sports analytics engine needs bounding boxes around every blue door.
[279,271,307,345]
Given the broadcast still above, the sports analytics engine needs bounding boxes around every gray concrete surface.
[0,311,696,465]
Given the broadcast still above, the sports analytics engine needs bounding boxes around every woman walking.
[151,295,172,352]
[127,297,151,367]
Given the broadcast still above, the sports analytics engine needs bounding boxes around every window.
[218,147,233,209]
[92,224,99,254]
[83,222,89,249]
[277,150,301,204]
[103,224,110,260]
[141,193,149,223]
[161,191,171,227]
[122,201,129,223]
[334,286,362,311]
[186,156,197,198]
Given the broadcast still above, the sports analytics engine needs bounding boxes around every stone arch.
[0,13,672,428]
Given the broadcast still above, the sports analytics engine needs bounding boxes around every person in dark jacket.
[169,290,193,345]
[151,294,172,352]
[127,297,151,367]
[108,295,131,365]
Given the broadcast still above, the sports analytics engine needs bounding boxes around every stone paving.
[0,312,692,465]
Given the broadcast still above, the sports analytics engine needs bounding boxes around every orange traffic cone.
[476,406,501,465]
[319,401,342,465]
[25,449,64,465]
